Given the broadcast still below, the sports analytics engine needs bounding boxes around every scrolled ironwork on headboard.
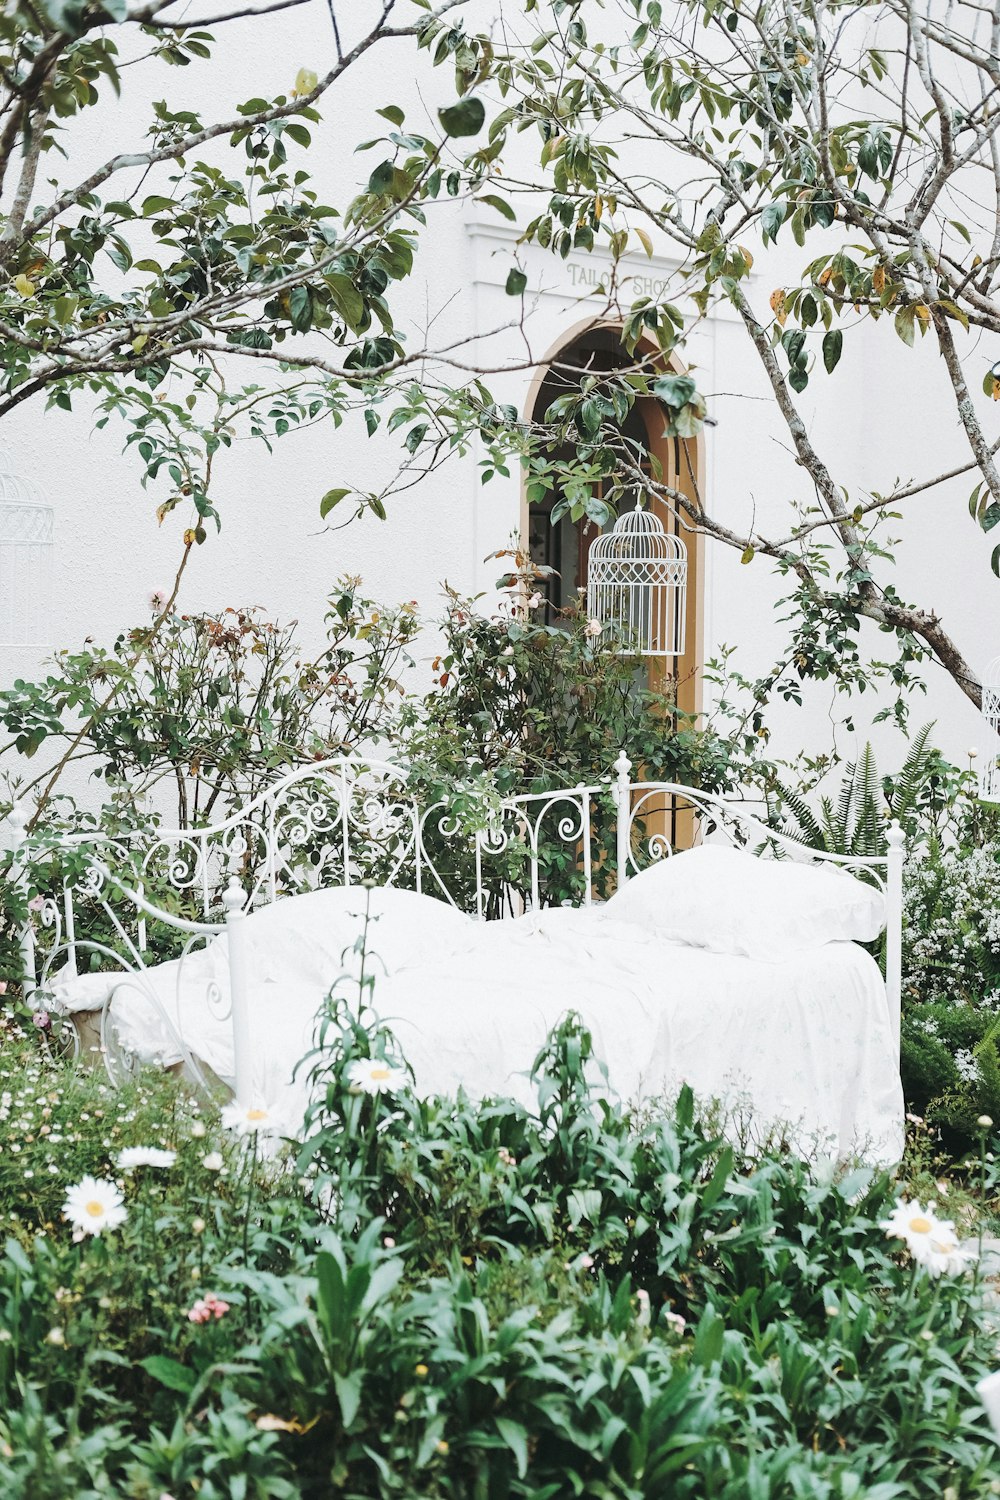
[9,750,905,1105]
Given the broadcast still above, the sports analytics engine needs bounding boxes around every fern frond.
[853,743,883,856]
[835,761,857,854]
[771,780,826,850]
[892,720,936,822]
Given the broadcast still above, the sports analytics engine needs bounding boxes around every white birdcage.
[981,656,1000,801]
[586,507,688,658]
[0,448,53,646]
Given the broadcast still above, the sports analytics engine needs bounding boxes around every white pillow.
[605,843,885,962]
[241,885,473,985]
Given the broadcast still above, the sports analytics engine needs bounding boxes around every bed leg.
[223,877,253,1107]
[614,751,633,891]
[9,803,37,1001]
[885,821,905,1064]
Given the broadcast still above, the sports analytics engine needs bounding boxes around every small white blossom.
[116,1146,176,1172]
[220,1102,280,1137]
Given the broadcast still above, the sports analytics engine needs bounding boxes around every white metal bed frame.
[9,752,905,1106]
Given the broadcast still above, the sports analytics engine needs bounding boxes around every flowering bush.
[0,1015,207,1230]
[0,570,736,989]
[901,838,1000,1144]
[763,730,1000,1154]
[0,994,999,1497]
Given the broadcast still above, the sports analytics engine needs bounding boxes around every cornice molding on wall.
[464,218,745,324]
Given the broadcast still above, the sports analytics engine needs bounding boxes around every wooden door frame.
[521,316,705,720]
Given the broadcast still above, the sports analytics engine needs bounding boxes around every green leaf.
[652,374,696,409]
[438,96,485,138]
[288,284,312,332]
[822,329,843,373]
[496,1417,528,1479]
[333,1370,362,1428]
[760,201,785,245]
[584,495,611,527]
[692,1306,725,1369]
[478,193,516,222]
[740,545,755,564]
[894,306,915,347]
[139,1355,195,1394]
[326,274,365,332]
[320,488,350,518]
[505,268,527,296]
[367,160,395,195]
[377,105,406,126]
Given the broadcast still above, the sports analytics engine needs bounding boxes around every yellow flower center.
[246,1109,268,1121]
[908,1215,932,1234]
[85,1201,104,1217]
[370,1067,391,1081]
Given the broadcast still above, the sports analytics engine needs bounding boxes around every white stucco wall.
[0,1,997,806]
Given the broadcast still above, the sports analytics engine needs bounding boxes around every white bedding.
[49,888,904,1163]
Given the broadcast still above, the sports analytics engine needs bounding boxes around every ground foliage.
[0,980,999,1498]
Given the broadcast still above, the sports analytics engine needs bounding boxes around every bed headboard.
[8,750,904,1101]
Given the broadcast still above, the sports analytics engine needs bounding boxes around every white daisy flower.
[201,1152,224,1172]
[346,1058,407,1095]
[917,1230,978,1279]
[116,1146,176,1172]
[881,1198,975,1275]
[220,1102,280,1136]
[881,1197,944,1253]
[62,1176,127,1237]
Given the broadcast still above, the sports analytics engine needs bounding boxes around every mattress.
[48,892,904,1163]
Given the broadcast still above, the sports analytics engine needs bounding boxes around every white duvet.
[49,887,904,1163]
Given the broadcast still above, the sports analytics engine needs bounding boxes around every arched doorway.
[523,324,703,720]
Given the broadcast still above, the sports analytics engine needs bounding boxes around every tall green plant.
[767,723,936,856]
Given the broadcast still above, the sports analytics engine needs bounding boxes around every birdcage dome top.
[985,656,1000,689]
[0,447,44,509]
[588,506,686,562]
